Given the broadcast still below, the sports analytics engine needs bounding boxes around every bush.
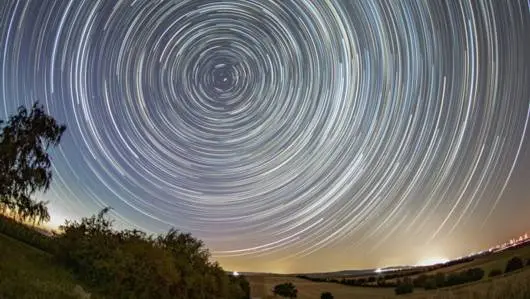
[321,291,334,299]
[465,267,485,281]
[434,272,446,288]
[357,278,366,285]
[424,278,437,290]
[505,257,524,273]
[413,274,428,287]
[446,272,465,286]
[489,269,502,277]
[55,208,249,299]
[273,282,297,298]
[395,280,414,295]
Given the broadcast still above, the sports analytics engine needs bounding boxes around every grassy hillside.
[0,233,96,299]
[248,270,530,299]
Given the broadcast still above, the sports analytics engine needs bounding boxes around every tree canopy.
[55,208,250,299]
[0,103,65,224]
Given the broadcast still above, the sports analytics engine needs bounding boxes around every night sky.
[1,0,530,273]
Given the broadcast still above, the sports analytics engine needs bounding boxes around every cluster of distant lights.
[374,232,530,273]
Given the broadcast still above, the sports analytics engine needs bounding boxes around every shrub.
[446,272,464,286]
[55,208,249,299]
[505,257,524,273]
[321,291,334,299]
[489,269,502,277]
[395,280,414,295]
[424,278,437,290]
[357,278,366,285]
[465,267,485,281]
[273,282,297,298]
[376,277,386,286]
[413,274,428,287]
[434,272,446,288]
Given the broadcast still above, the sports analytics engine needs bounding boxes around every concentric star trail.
[1,0,529,271]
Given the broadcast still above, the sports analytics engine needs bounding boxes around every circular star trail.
[1,0,529,263]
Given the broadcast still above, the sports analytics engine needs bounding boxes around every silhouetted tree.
[321,291,334,299]
[0,103,65,222]
[273,282,297,298]
[505,257,524,273]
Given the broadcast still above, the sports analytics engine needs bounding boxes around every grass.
[0,233,96,299]
[247,275,394,298]
[248,245,530,299]
[248,270,530,299]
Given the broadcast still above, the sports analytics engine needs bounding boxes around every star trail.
[1,0,529,272]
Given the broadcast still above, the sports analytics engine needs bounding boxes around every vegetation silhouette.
[0,103,65,224]
[394,277,413,295]
[505,256,524,273]
[273,282,298,298]
[56,208,250,298]
[320,291,334,299]
[0,104,250,298]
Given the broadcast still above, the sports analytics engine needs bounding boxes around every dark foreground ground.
[0,233,96,299]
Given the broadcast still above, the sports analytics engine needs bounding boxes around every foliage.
[0,103,65,224]
[434,272,446,288]
[229,274,251,299]
[423,278,437,290]
[489,268,502,277]
[444,268,484,287]
[273,282,298,298]
[376,276,387,287]
[55,208,249,299]
[506,257,524,273]
[414,267,484,290]
[320,291,334,299]
[413,274,428,287]
[394,277,414,295]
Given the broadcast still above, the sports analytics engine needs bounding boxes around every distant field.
[246,275,393,298]
[248,269,530,299]
[406,268,530,299]
[248,244,530,299]
[0,233,96,299]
